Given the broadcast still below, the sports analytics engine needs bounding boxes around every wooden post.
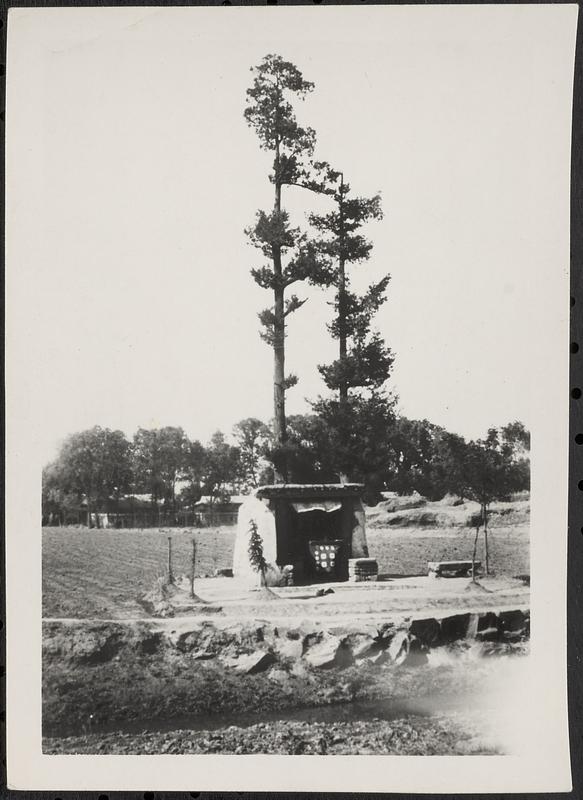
[189,539,196,598]
[167,536,174,584]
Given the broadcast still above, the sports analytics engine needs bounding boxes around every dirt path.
[43,574,530,626]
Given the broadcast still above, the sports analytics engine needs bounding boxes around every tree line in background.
[42,417,530,523]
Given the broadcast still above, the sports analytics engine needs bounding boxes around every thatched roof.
[255,483,364,500]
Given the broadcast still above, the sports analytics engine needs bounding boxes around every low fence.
[106,511,239,529]
[43,510,239,529]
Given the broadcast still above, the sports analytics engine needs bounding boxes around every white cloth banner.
[291,500,342,514]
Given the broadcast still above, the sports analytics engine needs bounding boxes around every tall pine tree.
[309,171,395,486]
[309,171,393,402]
[244,55,331,481]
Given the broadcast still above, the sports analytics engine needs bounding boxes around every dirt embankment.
[366,495,530,530]
[43,608,529,740]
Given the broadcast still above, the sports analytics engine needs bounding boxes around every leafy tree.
[309,171,393,403]
[42,462,81,524]
[132,428,164,507]
[386,419,472,500]
[429,430,470,500]
[273,413,335,484]
[500,421,530,491]
[158,427,190,509]
[386,420,530,503]
[132,427,190,509]
[501,421,530,453]
[179,438,207,509]
[41,467,63,524]
[312,393,398,501]
[201,431,241,505]
[462,430,528,574]
[279,398,398,501]
[47,426,132,527]
[244,54,332,480]
[388,418,442,496]
[233,417,271,490]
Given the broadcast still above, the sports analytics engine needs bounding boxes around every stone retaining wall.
[44,607,529,675]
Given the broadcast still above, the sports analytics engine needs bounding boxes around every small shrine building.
[233,483,370,586]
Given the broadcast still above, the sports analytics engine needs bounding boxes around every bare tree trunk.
[338,172,348,406]
[338,261,347,377]
[483,504,490,576]
[167,536,174,585]
[471,526,480,582]
[337,173,349,484]
[189,539,196,598]
[272,164,287,483]
[90,494,101,529]
[273,283,286,481]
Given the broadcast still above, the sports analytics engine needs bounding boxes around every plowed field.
[42,524,528,620]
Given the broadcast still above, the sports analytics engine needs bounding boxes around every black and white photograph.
[5,4,575,792]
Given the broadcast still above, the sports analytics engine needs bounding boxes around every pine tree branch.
[251,267,279,290]
[283,374,299,390]
[284,295,307,317]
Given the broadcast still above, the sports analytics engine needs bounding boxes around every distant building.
[194,495,247,513]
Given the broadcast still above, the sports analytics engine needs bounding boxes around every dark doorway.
[292,508,347,582]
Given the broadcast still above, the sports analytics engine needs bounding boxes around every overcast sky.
[6,5,575,464]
